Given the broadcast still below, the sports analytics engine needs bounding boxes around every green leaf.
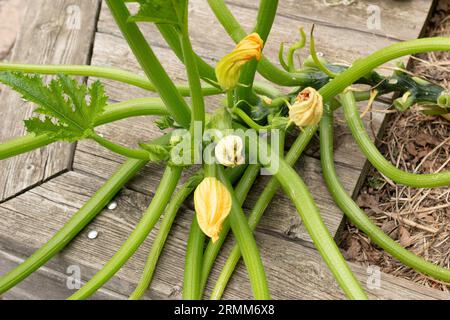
[139,143,171,162]
[0,72,108,142]
[129,0,187,26]
[154,115,176,130]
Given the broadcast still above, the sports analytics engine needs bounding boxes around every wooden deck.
[1,0,449,300]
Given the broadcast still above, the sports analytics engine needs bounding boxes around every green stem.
[90,131,150,160]
[106,0,191,128]
[0,98,168,161]
[0,63,221,97]
[310,26,337,78]
[0,133,57,160]
[202,132,285,297]
[130,165,247,300]
[131,173,203,300]
[156,24,217,82]
[321,108,450,284]
[208,37,450,299]
[95,98,168,126]
[200,164,261,296]
[68,165,182,300]
[215,165,270,300]
[259,138,367,300]
[0,158,147,294]
[211,131,319,300]
[287,28,306,72]
[236,0,278,102]
[319,38,450,101]
[232,108,271,131]
[342,91,450,188]
[180,24,205,126]
[183,213,205,300]
[180,15,207,299]
[207,0,310,86]
[156,24,281,99]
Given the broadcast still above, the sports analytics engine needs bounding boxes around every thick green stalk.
[180,22,205,126]
[106,0,191,128]
[342,91,450,188]
[95,98,168,126]
[180,13,208,300]
[199,164,261,295]
[90,132,150,160]
[0,158,147,294]
[131,173,203,300]
[156,24,217,82]
[129,165,247,300]
[156,24,281,98]
[68,166,182,300]
[183,215,205,300]
[0,133,57,160]
[207,0,309,86]
[183,164,215,300]
[0,98,168,160]
[215,165,270,300]
[321,108,450,283]
[236,0,278,102]
[0,63,221,96]
[319,38,450,101]
[200,130,284,298]
[197,126,363,299]
[258,138,367,299]
[209,38,450,299]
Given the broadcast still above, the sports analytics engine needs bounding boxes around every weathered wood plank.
[0,250,125,300]
[0,0,100,201]
[0,0,23,60]
[97,1,399,72]
[225,0,433,41]
[0,171,448,300]
[1,0,441,300]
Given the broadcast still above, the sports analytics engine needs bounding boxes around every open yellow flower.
[194,177,232,242]
[215,33,264,91]
[288,87,324,127]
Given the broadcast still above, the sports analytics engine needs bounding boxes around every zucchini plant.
[0,0,449,300]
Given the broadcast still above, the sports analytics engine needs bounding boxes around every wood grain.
[0,0,444,300]
[0,0,100,201]
[225,0,433,41]
[0,171,448,300]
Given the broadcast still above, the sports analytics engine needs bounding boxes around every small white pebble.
[107,201,118,210]
[317,52,324,57]
[88,230,98,239]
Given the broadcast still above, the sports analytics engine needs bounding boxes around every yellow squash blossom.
[194,177,232,242]
[215,33,264,91]
[214,135,245,168]
[288,87,324,127]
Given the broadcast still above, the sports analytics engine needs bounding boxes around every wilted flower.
[288,87,324,127]
[194,177,232,242]
[214,135,244,167]
[215,33,264,91]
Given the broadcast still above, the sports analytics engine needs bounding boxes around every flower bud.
[214,135,244,167]
[215,33,264,91]
[288,87,324,127]
[194,177,232,242]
